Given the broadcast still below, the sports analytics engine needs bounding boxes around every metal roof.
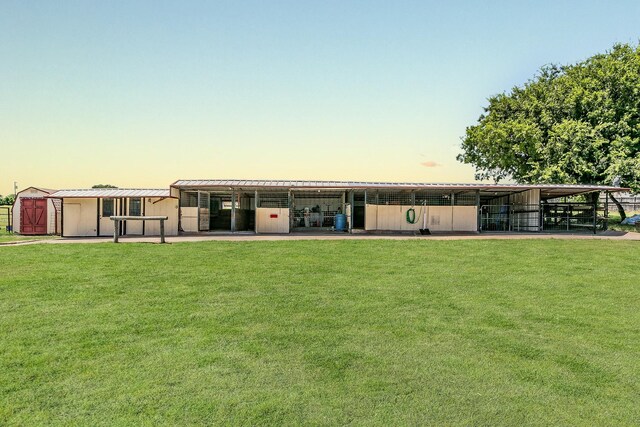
[47,189,172,198]
[171,179,627,192]
[16,186,58,195]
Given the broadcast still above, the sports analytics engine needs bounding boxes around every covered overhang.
[46,189,176,199]
[171,179,628,198]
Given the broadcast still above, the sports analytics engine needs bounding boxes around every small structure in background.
[46,188,178,238]
[12,187,61,235]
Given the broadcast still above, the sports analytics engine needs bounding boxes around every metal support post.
[349,191,354,233]
[604,191,609,231]
[254,190,259,234]
[476,190,481,232]
[593,200,597,234]
[231,190,236,232]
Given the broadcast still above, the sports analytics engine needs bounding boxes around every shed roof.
[16,186,58,196]
[171,179,624,190]
[47,189,172,198]
[171,179,628,200]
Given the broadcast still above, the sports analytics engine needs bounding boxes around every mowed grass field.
[1,240,639,426]
[0,206,55,243]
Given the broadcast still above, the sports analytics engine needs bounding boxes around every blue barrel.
[335,214,347,231]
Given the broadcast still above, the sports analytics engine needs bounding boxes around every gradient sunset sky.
[2,1,639,195]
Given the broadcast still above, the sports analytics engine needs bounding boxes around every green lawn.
[607,212,640,233]
[0,205,56,243]
[1,240,639,426]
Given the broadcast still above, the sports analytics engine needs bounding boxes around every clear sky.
[1,1,639,195]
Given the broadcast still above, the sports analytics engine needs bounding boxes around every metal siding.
[143,198,179,236]
[255,208,289,233]
[452,207,478,231]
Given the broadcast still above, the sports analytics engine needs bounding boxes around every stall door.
[198,191,210,231]
[20,198,47,234]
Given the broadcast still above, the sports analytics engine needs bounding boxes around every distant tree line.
[0,194,15,206]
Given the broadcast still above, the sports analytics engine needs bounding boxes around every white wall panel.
[256,208,289,233]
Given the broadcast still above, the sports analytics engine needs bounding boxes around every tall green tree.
[458,43,640,219]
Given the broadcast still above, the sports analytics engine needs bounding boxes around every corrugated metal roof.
[171,179,627,192]
[47,189,172,198]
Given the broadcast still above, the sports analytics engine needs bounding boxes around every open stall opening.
[208,192,234,231]
[290,191,346,232]
[351,191,365,229]
[179,190,255,232]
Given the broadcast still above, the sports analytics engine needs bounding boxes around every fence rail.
[0,206,12,233]
[602,197,640,213]
[480,203,602,233]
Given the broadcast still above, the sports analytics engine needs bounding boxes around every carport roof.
[47,189,172,198]
[171,179,628,198]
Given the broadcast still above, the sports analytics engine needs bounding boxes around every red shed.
[12,187,61,235]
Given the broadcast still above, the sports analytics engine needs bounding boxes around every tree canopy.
[458,43,640,200]
[92,184,118,189]
[0,194,15,206]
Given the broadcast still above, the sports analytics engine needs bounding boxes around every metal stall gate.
[198,191,210,231]
[480,204,540,232]
[480,202,600,233]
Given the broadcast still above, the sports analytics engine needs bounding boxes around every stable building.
[46,188,178,237]
[170,180,626,234]
[12,187,61,235]
[23,180,626,237]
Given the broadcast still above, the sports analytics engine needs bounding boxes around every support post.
[604,191,609,231]
[364,190,367,231]
[593,200,597,235]
[288,190,293,232]
[476,190,481,232]
[113,219,119,243]
[160,219,166,243]
[231,190,236,232]
[349,191,354,233]
[254,190,259,234]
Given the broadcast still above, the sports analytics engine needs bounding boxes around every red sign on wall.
[270,214,278,218]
